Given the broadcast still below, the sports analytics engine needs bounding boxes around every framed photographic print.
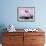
[17,7,35,22]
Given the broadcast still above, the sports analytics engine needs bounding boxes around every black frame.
[17,7,35,22]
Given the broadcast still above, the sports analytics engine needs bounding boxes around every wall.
[0,0,46,29]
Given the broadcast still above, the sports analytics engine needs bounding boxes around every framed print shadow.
[17,7,35,22]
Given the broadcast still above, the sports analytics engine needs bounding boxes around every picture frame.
[17,7,35,22]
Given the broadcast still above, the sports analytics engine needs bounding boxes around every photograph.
[17,7,35,22]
